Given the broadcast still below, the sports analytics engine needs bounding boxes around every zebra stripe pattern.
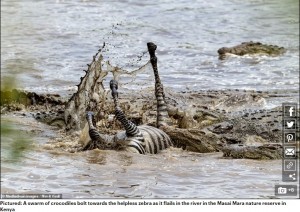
[115,106,140,136]
[83,43,173,154]
[139,125,172,154]
[110,78,173,154]
[147,42,172,128]
[84,112,115,150]
[110,79,141,137]
[115,125,172,154]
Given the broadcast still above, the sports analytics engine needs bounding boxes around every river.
[1,0,299,198]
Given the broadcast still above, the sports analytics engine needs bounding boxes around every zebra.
[84,42,173,154]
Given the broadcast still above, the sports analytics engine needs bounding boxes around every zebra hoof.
[110,80,118,97]
[110,79,118,90]
[147,42,157,57]
[86,111,94,120]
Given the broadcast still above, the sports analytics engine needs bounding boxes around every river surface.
[1,0,299,199]
[1,115,284,199]
[1,0,299,94]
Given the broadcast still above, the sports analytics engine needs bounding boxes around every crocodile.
[205,107,285,159]
[1,88,293,159]
[218,41,286,60]
[1,43,298,159]
[0,89,64,107]
[64,43,110,131]
[0,89,66,127]
[162,92,298,159]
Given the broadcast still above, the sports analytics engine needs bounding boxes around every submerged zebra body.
[87,125,172,154]
[86,121,172,154]
[83,42,173,154]
[138,126,172,154]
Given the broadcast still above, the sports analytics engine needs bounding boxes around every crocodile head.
[218,41,286,59]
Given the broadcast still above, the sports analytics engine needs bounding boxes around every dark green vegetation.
[1,77,33,162]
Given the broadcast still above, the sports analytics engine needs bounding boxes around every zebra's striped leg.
[110,80,140,136]
[147,42,171,128]
[84,111,115,150]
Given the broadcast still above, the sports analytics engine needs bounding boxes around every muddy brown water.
[1,113,286,199]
